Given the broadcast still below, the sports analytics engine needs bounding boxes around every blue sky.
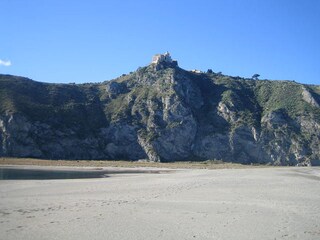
[1,0,319,85]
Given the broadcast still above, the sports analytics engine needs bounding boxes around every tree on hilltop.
[252,74,260,80]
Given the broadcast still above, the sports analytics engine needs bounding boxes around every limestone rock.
[0,62,319,165]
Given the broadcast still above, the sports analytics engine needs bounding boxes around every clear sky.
[1,0,319,85]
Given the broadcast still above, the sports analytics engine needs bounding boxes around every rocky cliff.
[0,62,319,165]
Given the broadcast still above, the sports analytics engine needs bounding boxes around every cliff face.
[0,64,319,165]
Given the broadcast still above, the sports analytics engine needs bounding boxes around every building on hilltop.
[190,69,203,74]
[152,51,173,64]
[151,52,178,70]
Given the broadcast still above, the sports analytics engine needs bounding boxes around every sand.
[0,166,320,240]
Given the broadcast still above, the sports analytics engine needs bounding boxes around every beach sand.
[0,166,319,240]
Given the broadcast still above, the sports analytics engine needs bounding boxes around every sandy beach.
[1,166,320,240]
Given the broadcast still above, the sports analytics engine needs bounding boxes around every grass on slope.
[255,80,320,121]
[0,75,107,133]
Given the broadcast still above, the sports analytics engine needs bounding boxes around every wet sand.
[0,166,170,180]
[0,167,320,240]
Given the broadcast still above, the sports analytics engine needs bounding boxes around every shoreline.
[0,165,173,180]
[0,157,272,170]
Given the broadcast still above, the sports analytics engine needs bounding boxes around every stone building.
[151,52,178,70]
[152,52,173,64]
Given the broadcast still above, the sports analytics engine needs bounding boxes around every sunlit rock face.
[0,59,319,165]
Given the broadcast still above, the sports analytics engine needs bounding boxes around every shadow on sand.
[0,167,168,180]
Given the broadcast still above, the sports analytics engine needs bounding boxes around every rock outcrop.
[0,62,319,165]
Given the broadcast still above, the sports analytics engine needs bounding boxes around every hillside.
[0,57,319,165]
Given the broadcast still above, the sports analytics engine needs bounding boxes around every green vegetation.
[0,75,107,136]
[1,68,319,130]
[0,64,319,164]
[255,80,320,121]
